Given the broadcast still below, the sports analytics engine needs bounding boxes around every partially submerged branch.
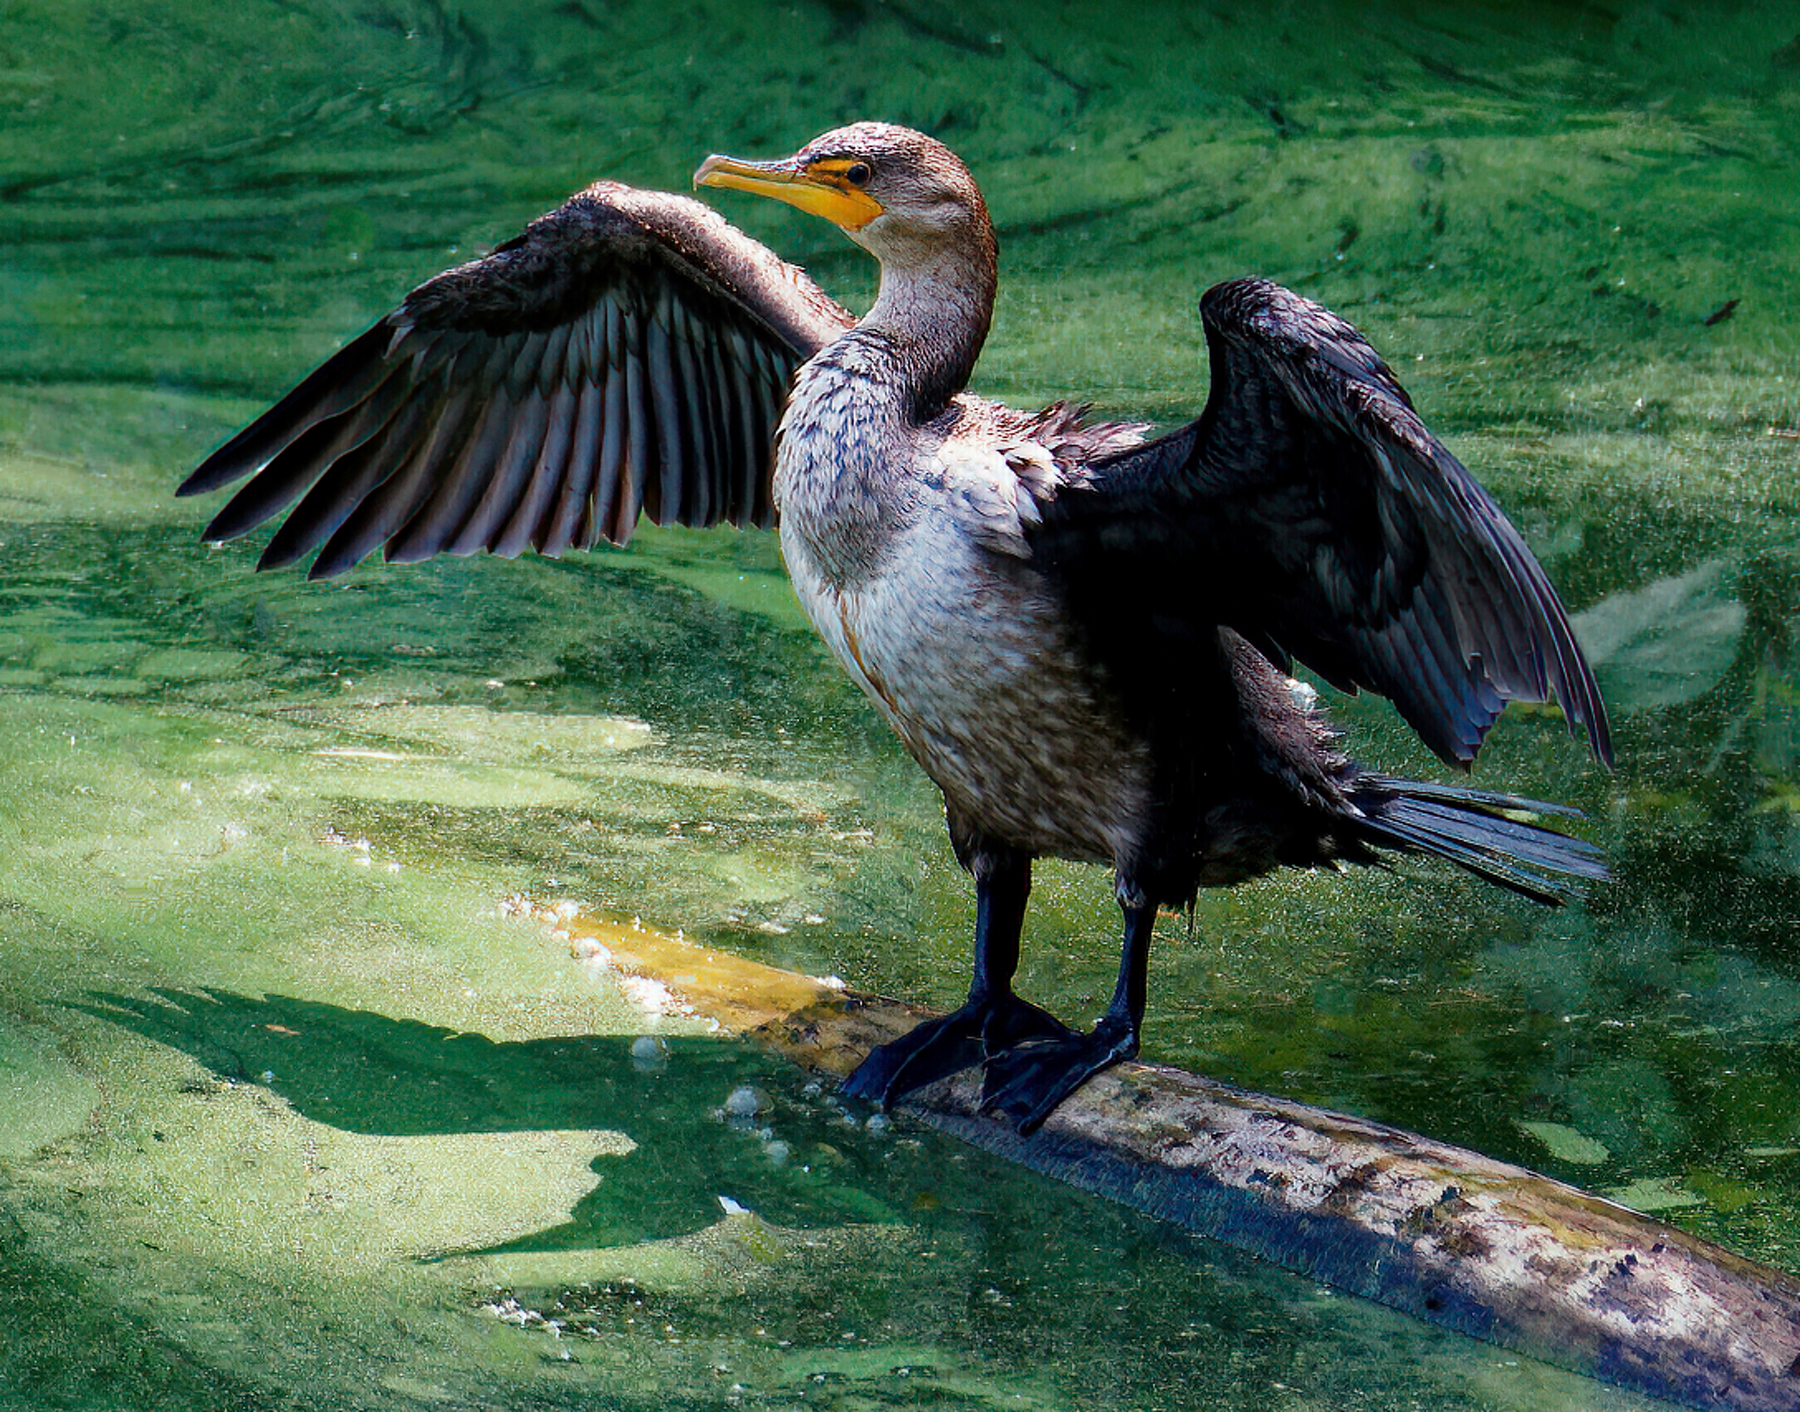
[567,911,1800,1412]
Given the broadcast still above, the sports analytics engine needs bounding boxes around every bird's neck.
[860,234,997,420]
[774,229,998,587]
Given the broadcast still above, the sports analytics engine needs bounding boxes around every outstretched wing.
[1036,277,1611,768]
[178,181,854,578]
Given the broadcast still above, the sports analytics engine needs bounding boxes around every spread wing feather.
[177,181,855,578]
[1038,278,1611,768]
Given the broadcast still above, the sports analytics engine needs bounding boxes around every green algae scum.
[5,2,1800,1409]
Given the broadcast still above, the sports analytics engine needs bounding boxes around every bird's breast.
[773,344,1153,862]
[772,343,915,587]
[781,480,1153,865]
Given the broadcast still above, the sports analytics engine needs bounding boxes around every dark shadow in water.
[68,987,903,1251]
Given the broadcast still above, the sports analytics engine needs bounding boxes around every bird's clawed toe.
[841,992,1083,1111]
[842,1005,983,1107]
[979,1015,1139,1134]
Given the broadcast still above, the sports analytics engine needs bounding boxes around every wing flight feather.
[178,181,855,578]
[1038,278,1611,768]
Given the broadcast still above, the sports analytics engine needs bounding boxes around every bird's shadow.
[68,987,901,1253]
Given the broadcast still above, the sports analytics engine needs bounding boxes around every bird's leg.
[980,892,1157,1134]
[842,849,1074,1109]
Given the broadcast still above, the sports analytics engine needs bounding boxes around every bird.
[179,121,1611,1134]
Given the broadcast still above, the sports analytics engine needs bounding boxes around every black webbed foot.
[841,992,1079,1109]
[979,1014,1139,1134]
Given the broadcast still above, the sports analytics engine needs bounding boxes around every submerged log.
[564,910,1800,1412]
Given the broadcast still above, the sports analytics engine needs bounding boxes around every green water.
[4,1,1800,1407]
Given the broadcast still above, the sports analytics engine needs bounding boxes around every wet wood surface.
[562,909,1800,1412]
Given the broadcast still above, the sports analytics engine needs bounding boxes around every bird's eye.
[843,161,873,187]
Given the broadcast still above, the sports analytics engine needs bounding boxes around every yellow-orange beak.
[694,152,884,231]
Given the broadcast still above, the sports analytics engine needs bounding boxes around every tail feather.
[1352,775,1606,905]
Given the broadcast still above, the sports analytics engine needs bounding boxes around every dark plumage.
[180,123,1611,1133]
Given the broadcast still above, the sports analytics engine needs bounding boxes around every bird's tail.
[1349,775,1607,904]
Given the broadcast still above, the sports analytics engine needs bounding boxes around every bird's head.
[695,122,991,272]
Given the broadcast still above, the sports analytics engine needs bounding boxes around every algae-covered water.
[5,2,1800,1408]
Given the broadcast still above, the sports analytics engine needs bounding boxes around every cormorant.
[179,122,1611,1133]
